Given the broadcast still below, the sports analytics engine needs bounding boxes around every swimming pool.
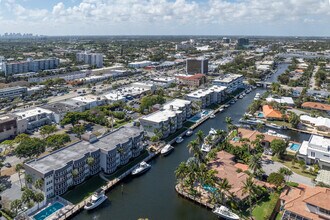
[203,185,217,193]
[33,202,64,220]
[257,112,264,118]
[289,143,301,152]
[232,137,240,142]
[188,110,211,122]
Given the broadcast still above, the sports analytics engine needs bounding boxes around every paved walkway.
[262,159,314,186]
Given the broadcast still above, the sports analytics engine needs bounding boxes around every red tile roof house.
[176,74,207,87]
[302,102,330,113]
[263,105,285,120]
[280,184,330,220]
[208,151,273,204]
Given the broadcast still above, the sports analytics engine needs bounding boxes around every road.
[262,159,314,186]
[309,65,320,90]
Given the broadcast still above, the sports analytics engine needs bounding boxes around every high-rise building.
[3,58,60,75]
[237,38,249,47]
[76,52,103,68]
[186,58,208,74]
[222,37,230,43]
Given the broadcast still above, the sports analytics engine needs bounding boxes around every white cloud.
[0,0,329,35]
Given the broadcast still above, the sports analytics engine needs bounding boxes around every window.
[324,155,330,158]
[311,152,315,157]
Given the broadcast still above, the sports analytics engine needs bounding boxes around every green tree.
[195,130,205,146]
[72,124,85,139]
[34,179,44,191]
[86,157,95,167]
[21,188,35,204]
[175,162,189,183]
[270,139,287,159]
[15,163,24,189]
[25,174,33,187]
[288,112,300,128]
[279,167,293,181]
[39,124,58,138]
[72,169,79,178]
[242,176,256,217]
[267,172,285,188]
[187,140,204,163]
[14,137,45,159]
[218,178,232,202]
[34,192,45,209]
[11,199,23,216]
[45,134,71,150]
[248,154,263,175]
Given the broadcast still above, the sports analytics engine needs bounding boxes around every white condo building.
[24,126,144,198]
[13,107,55,130]
[298,135,330,170]
[212,74,244,93]
[139,99,192,138]
[185,85,227,108]
[76,52,103,68]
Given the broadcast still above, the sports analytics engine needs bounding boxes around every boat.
[161,144,174,156]
[265,123,283,130]
[212,206,240,220]
[223,104,230,108]
[209,128,217,135]
[238,94,244,99]
[230,100,236,104]
[266,130,290,140]
[267,129,277,135]
[185,129,193,137]
[84,189,107,210]
[201,143,212,153]
[131,161,151,176]
[219,107,224,112]
[209,113,216,119]
[239,118,265,126]
[176,136,184,143]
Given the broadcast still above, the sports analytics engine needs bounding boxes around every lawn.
[252,192,280,220]
[272,154,317,179]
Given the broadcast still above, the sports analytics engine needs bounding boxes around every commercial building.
[3,58,60,75]
[13,107,55,130]
[185,85,227,108]
[280,184,330,220]
[176,74,207,87]
[237,38,249,47]
[76,52,103,68]
[186,58,208,74]
[139,99,192,138]
[128,61,152,69]
[28,72,87,83]
[0,86,27,99]
[0,114,27,141]
[24,126,144,198]
[212,74,244,93]
[151,77,176,88]
[41,103,83,124]
[298,135,330,170]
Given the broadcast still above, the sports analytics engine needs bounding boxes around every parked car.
[4,162,12,168]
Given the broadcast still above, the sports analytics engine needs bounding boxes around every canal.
[73,63,310,220]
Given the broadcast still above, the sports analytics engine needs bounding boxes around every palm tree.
[34,179,44,191]
[21,188,35,205]
[215,129,226,141]
[195,130,204,146]
[15,164,24,189]
[248,154,263,175]
[278,167,293,181]
[242,177,256,218]
[187,140,204,163]
[175,162,189,183]
[25,174,33,188]
[225,116,233,131]
[34,192,45,209]
[10,199,22,216]
[218,178,232,203]
[72,169,79,178]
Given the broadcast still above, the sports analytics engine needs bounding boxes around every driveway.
[262,159,314,186]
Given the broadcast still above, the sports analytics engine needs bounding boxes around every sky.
[0,0,329,36]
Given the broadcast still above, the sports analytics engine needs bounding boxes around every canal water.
[73,63,309,220]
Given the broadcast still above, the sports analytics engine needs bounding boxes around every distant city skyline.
[0,0,329,36]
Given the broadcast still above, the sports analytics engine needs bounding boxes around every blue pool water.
[289,143,301,151]
[188,110,211,122]
[203,185,217,193]
[33,202,64,220]
[257,112,264,118]
[232,137,240,142]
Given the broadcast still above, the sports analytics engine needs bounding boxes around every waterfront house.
[262,105,284,120]
[300,115,330,132]
[280,184,330,220]
[298,135,330,170]
[301,102,330,113]
[266,96,295,106]
[24,126,144,198]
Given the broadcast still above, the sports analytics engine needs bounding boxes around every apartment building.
[28,72,87,83]
[212,74,244,94]
[185,85,227,108]
[139,99,192,138]
[76,52,103,68]
[0,86,27,99]
[281,184,330,220]
[13,107,55,130]
[24,126,144,198]
[186,58,208,74]
[128,61,152,68]
[0,114,27,141]
[3,58,60,75]
[298,135,330,170]
[176,74,206,87]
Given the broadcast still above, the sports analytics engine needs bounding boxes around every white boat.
[185,129,193,137]
[209,128,217,135]
[209,113,216,119]
[176,136,184,143]
[201,143,212,153]
[213,206,240,220]
[131,161,151,176]
[265,123,283,130]
[267,129,277,135]
[84,189,107,210]
[161,144,174,156]
[219,108,224,112]
[266,130,290,140]
[238,95,244,99]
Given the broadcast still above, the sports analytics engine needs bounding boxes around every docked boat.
[131,161,151,176]
[176,136,184,143]
[266,130,290,140]
[265,123,283,130]
[212,206,240,220]
[223,104,230,108]
[209,128,217,135]
[185,129,193,137]
[239,118,265,126]
[201,143,212,153]
[84,189,107,210]
[219,108,224,112]
[161,144,174,156]
[209,113,216,119]
[238,94,244,99]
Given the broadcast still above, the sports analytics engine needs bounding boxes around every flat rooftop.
[141,109,181,123]
[163,99,191,109]
[25,126,142,174]
[309,135,330,151]
[14,107,53,119]
[213,74,243,83]
[0,86,26,92]
[186,86,226,98]
[72,95,101,103]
